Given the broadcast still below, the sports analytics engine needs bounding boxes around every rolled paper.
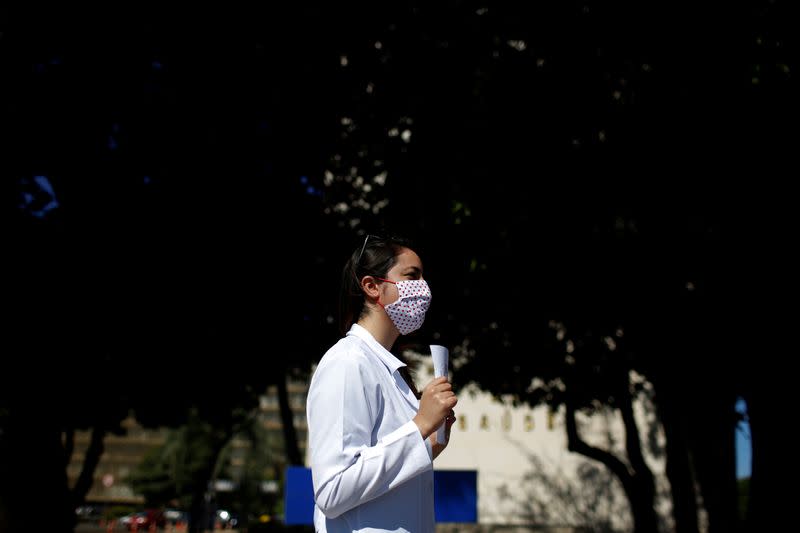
[430,344,450,444]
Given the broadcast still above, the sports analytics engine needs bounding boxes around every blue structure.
[284,467,478,525]
[284,467,316,525]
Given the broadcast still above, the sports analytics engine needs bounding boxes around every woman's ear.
[360,275,381,301]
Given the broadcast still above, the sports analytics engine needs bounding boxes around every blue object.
[284,467,478,525]
[434,470,478,523]
[284,466,315,525]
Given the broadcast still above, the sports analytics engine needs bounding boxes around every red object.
[126,510,166,532]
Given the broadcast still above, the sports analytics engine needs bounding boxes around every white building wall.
[409,354,674,532]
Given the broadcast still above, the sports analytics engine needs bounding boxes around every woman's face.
[379,247,424,305]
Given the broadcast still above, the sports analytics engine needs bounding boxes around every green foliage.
[738,478,750,522]
[128,411,229,509]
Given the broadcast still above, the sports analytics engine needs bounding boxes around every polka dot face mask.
[377,278,432,335]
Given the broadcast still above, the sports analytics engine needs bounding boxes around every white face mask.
[377,278,432,335]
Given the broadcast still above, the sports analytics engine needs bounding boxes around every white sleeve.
[307,354,432,519]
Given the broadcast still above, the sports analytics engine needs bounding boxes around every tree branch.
[565,400,635,494]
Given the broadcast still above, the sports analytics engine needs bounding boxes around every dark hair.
[339,234,415,335]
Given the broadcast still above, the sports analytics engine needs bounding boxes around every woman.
[306,234,458,533]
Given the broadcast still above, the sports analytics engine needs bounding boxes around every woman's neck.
[357,308,399,351]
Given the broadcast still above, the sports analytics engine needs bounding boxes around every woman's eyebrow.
[403,266,423,275]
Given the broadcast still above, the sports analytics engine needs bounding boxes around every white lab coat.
[307,323,435,533]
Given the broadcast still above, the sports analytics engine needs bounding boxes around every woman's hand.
[413,376,458,439]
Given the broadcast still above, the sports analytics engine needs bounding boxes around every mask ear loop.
[374,277,396,309]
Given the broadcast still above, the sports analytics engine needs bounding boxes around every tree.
[295,3,792,530]
[3,2,794,532]
[1,7,319,532]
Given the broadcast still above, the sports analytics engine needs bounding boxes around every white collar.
[347,323,406,374]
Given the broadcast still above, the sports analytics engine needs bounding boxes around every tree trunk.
[63,427,75,467]
[1,412,74,533]
[187,436,229,533]
[618,390,659,533]
[565,399,658,533]
[189,483,212,533]
[687,393,740,533]
[278,373,303,465]
[655,386,700,533]
[71,425,106,505]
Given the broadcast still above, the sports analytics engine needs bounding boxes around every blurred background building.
[67,379,309,509]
